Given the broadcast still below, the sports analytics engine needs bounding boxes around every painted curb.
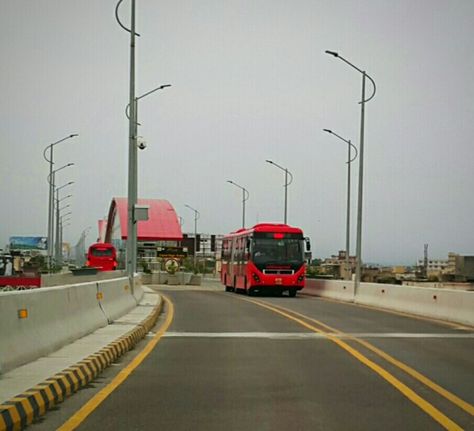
[0,296,163,431]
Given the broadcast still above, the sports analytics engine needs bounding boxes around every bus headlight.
[298,275,304,282]
[252,273,260,282]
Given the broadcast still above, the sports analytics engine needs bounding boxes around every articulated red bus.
[86,243,117,271]
[221,223,310,297]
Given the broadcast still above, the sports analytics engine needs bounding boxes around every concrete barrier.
[98,277,143,322]
[0,275,144,374]
[0,282,108,374]
[354,283,474,326]
[304,279,355,301]
[303,279,474,326]
[41,270,127,287]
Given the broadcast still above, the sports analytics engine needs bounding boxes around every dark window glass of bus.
[92,248,114,257]
[252,238,303,265]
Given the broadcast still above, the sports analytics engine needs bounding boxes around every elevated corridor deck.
[54,285,473,431]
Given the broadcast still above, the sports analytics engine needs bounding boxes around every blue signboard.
[9,236,48,250]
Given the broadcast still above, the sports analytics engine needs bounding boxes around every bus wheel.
[248,287,255,296]
[288,289,297,297]
[225,286,233,292]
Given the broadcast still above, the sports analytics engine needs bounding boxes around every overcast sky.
[1,0,473,264]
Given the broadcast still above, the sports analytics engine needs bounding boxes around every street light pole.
[323,129,358,279]
[116,0,138,279]
[43,134,78,269]
[227,180,249,228]
[265,160,293,224]
[57,210,72,265]
[325,50,376,294]
[48,167,74,267]
[185,204,200,271]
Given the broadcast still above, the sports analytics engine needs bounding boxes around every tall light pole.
[43,134,78,269]
[325,50,376,294]
[48,167,74,268]
[323,129,358,280]
[227,180,249,228]
[185,204,200,271]
[60,219,71,265]
[116,1,170,281]
[125,84,171,275]
[266,160,293,224]
[55,190,73,265]
[116,0,138,279]
[58,213,72,266]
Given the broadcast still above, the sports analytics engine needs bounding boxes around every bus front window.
[252,238,304,266]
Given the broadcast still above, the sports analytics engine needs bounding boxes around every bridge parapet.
[305,279,474,326]
[0,275,142,375]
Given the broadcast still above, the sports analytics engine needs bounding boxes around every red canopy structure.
[104,198,182,242]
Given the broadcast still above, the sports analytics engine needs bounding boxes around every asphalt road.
[35,284,474,431]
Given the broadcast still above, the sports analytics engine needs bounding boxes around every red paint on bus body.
[221,223,307,297]
[86,243,117,271]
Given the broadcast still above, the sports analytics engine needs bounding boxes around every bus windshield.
[91,248,114,257]
[252,238,304,266]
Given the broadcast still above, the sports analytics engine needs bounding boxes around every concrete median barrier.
[0,275,145,374]
[304,279,355,301]
[0,283,108,374]
[354,283,474,326]
[303,278,474,326]
[98,277,143,322]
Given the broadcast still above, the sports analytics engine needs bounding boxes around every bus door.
[229,237,236,281]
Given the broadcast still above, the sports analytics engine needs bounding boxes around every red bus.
[221,223,310,297]
[86,243,117,271]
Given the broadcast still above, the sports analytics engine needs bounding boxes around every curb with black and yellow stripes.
[0,297,164,431]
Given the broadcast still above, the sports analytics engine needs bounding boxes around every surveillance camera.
[137,136,147,150]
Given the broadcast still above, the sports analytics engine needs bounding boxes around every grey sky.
[1,0,473,264]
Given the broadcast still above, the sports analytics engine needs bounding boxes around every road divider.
[0,291,163,431]
[304,279,474,326]
[0,276,143,375]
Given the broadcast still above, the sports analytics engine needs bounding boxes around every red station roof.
[106,198,183,241]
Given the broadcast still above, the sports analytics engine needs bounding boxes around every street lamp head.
[227,180,233,184]
[69,134,79,138]
[67,163,74,167]
[323,129,333,134]
[160,84,172,89]
[265,159,273,164]
[325,50,339,57]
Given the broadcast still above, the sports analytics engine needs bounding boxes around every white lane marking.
[164,332,474,339]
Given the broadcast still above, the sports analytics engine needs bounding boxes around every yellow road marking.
[58,296,174,431]
[266,300,474,417]
[239,296,463,431]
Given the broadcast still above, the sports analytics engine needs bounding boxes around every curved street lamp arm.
[227,180,250,202]
[185,204,200,220]
[361,73,377,104]
[325,50,376,104]
[115,0,140,36]
[348,141,358,163]
[47,164,74,184]
[125,84,171,123]
[323,128,358,163]
[137,84,172,102]
[43,134,79,163]
[266,160,293,187]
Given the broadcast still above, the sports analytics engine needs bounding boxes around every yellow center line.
[238,296,464,431]
[58,295,174,431]
[264,300,474,417]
